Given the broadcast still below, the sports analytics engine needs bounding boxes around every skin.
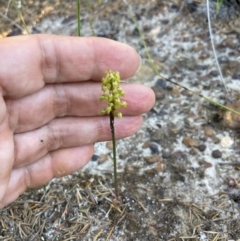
[0,34,155,208]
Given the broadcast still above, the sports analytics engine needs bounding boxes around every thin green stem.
[77,0,81,36]
[87,0,96,36]
[110,111,118,199]
[11,0,29,35]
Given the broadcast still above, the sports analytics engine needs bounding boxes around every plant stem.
[109,111,118,199]
[77,0,81,36]
[12,0,29,34]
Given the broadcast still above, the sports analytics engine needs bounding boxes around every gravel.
[1,0,240,240]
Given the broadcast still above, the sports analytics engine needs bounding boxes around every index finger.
[0,34,141,98]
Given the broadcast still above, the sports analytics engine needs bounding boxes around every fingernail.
[135,54,142,74]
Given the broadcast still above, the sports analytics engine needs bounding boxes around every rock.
[221,99,240,129]
[172,150,185,159]
[198,144,207,152]
[195,64,208,71]
[156,78,167,89]
[159,108,168,117]
[181,89,193,96]
[220,136,233,148]
[227,178,237,188]
[149,143,160,154]
[132,27,140,36]
[189,148,198,155]
[7,27,22,37]
[212,150,222,159]
[149,128,164,142]
[145,161,164,174]
[171,87,180,97]
[219,36,236,49]
[182,136,199,148]
[106,141,113,150]
[204,127,215,137]
[98,154,109,164]
[144,155,162,164]
[217,56,230,64]
[232,74,240,80]
[91,154,100,162]
[162,151,171,159]
[152,85,165,100]
[202,161,212,168]
[209,70,219,77]
[142,141,152,149]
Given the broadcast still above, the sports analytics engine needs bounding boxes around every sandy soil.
[0,0,240,240]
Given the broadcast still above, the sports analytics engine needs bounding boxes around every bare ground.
[1,0,240,240]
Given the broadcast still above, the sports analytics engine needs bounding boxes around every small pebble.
[195,64,208,71]
[221,136,233,148]
[98,154,108,164]
[204,127,214,137]
[91,154,100,162]
[150,129,164,142]
[182,136,199,148]
[189,148,198,155]
[198,144,206,152]
[152,85,165,100]
[106,141,113,150]
[228,178,237,188]
[232,74,240,80]
[156,78,167,89]
[142,141,152,149]
[212,150,222,159]
[159,109,168,116]
[181,89,193,96]
[172,150,184,159]
[209,70,219,77]
[202,161,212,168]
[228,51,235,57]
[132,27,140,36]
[217,56,229,64]
[219,37,236,49]
[162,151,171,159]
[144,155,162,164]
[145,161,164,174]
[171,87,180,97]
[150,143,160,154]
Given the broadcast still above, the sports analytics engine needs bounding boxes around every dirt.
[1,0,240,240]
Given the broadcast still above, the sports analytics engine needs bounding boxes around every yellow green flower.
[100,70,127,118]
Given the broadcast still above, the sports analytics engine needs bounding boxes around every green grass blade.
[77,0,81,36]
[11,0,29,35]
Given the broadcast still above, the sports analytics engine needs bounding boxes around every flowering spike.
[100,70,127,118]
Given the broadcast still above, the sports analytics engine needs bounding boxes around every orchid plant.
[100,70,127,199]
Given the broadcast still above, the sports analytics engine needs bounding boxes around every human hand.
[0,34,155,208]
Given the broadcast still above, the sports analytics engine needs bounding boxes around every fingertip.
[90,37,141,80]
[115,115,143,139]
[50,145,94,178]
[122,84,156,115]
